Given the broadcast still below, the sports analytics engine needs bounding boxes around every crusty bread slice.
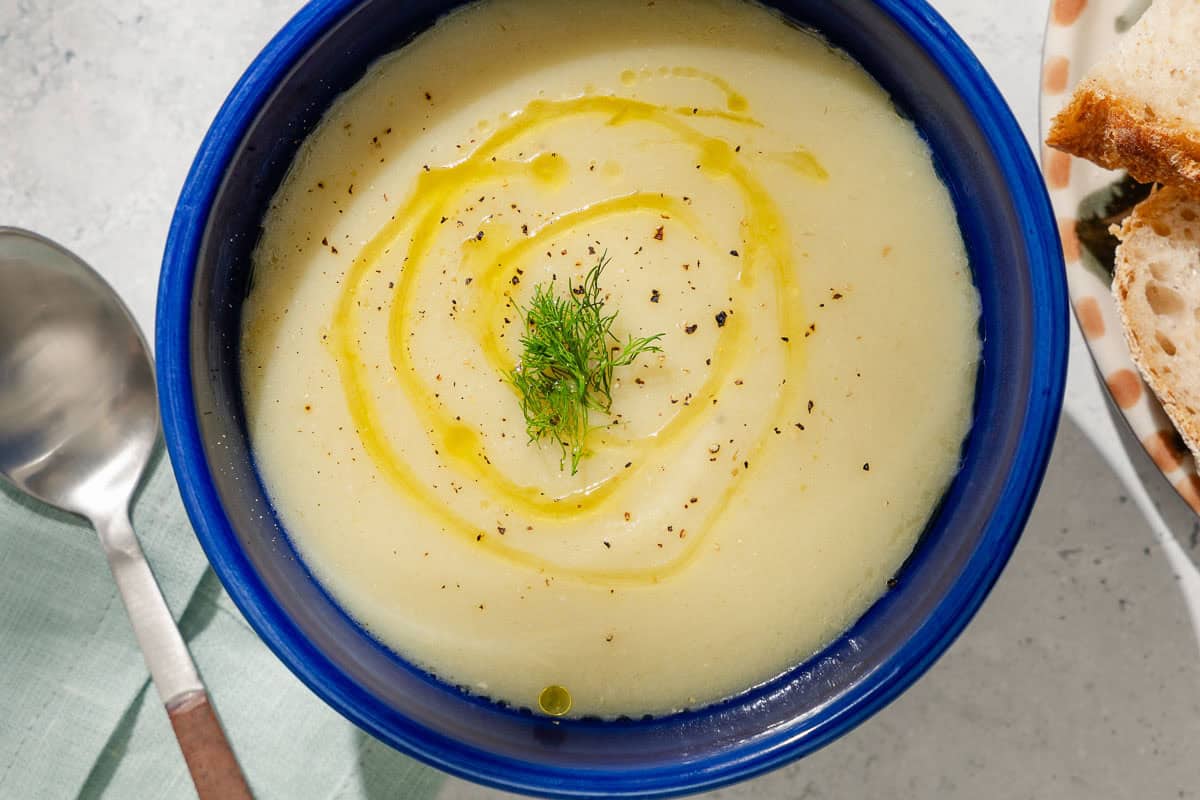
[1047,0,1200,193]
[1113,185,1200,459]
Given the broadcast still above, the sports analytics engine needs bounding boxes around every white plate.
[1039,0,1200,514]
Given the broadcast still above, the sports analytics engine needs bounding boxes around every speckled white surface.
[3,0,1200,797]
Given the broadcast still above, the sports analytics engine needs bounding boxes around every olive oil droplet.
[539,684,572,716]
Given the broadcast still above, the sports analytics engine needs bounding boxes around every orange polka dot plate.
[1039,0,1200,515]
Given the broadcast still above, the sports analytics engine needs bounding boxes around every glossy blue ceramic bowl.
[157,0,1066,796]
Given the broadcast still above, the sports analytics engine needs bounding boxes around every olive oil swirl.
[328,75,824,585]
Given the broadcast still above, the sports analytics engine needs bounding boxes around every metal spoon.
[0,228,252,799]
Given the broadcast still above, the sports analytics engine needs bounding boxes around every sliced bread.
[1113,185,1200,459]
[1047,0,1200,193]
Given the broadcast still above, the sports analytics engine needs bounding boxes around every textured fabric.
[0,449,442,799]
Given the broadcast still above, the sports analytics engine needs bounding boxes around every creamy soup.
[241,0,980,717]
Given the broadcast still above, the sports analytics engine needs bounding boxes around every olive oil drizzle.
[328,76,822,585]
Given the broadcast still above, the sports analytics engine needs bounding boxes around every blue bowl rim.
[156,0,1066,796]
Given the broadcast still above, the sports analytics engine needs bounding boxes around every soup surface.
[241,0,980,717]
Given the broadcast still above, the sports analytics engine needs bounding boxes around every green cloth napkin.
[0,447,444,799]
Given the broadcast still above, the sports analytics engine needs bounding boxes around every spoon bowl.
[0,228,157,517]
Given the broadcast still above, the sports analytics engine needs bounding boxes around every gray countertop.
[3,0,1199,797]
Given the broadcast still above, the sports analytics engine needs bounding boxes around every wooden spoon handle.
[167,690,254,799]
[95,511,253,798]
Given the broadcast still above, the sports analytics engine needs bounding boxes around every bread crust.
[1048,85,1200,195]
[1112,187,1200,462]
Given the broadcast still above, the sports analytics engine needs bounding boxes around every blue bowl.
[156,0,1066,796]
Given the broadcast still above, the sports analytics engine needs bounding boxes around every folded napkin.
[0,447,443,799]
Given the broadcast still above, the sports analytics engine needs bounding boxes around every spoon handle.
[168,689,255,800]
[95,509,253,799]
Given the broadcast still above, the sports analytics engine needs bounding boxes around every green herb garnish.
[509,253,664,474]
